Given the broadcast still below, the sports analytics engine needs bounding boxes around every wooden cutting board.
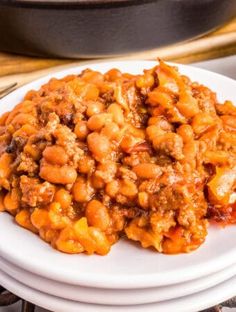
[0,18,235,89]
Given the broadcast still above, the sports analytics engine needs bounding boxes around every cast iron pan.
[0,0,235,58]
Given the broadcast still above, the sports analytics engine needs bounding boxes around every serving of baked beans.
[0,61,235,255]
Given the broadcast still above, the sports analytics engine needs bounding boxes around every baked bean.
[31,208,50,229]
[146,125,164,142]
[15,210,37,233]
[4,189,20,212]
[73,177,94,202]
[87,113,112,131]
[56,226,84,254]
[120,135,143,153]
[49,202,70,230]
[176,94,199,118]
[177,124,194,142]
[39,228,59,244]
[54,188,72,209]
[86,200,110,231]
[120,179,138,197]
[24,144,41,160]
[13,124,37,138]
[73,217,97,255]
[43,145,68,165]
[107,103,124,125]
[127,125,145,139]
[133,163,162,179]
[138,192,149,209]
[136,73,154,89]
[82,84,100,101]
[148,90,173,107]
[82,70,104,84]
[78,155,95,174]
[40,162,77,184]
[191,113,215,135]
[105,68,122,81]
[74,121,89,140]
[91,175,105,189]
[86,101,104,117]
[221,115,236,132]
[11,113,36,126]
[88,227,111,255]
[105,180,120,197]
[0,153,13,180]
[101,122,120,140]
[87,133,111,161]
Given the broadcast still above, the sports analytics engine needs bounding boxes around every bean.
[40,161,77,184]
[105,180,120,197]
[177,124,194,142]
[30,208,50,229]
[73,217,97,255]
[4,189,20,212]
[91,174,105,189]
[88,227,111,255]
[148,90,173,107]
[138,192,149,209]
[82,84,100,101]
[11,113,36,126]
[48,202,70,230]
[56,226,84,254]
[107,103,124,125]
[136,73,154,89]
[39,228,58,244]
[191,113,215,135]
[0,153,13,179]
[15,210,37,233]
[54,188,72,209]
[101,122,120,140]
[133,163,162,179]
[81,70,104,85]
[78,155,95,174]
[120,179,138,197]
[74,121,89,140]
[87,113,112,131]
[221,115,236,132]
[105,68,122,81]
[120,135,143,153]
[13,124,37,138]
[146,125,164,142]
[176,94,199,118]
[73,177,94,202]
[87,133,111,161]
[43,145,68,165]
[24,144,41,160]
[86,102,104,117]
[86,200,110,231]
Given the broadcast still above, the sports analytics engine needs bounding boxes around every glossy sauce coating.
[0,61,235,255]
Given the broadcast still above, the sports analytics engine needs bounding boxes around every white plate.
[1,256,236,305]
[1,268,236,312]
[0,61,236,289]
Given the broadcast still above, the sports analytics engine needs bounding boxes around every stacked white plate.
[0,61,236,312]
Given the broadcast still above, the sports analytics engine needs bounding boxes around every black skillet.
[0,0,235,58]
